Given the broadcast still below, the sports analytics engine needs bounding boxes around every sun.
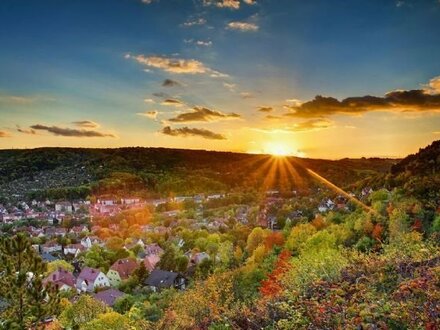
[265,143,292,157]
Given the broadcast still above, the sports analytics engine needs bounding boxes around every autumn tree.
[59,295,108,329]
[0,234,59,329]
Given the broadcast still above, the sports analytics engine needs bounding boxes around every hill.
[0,147,396,202]
[359,140,440,207]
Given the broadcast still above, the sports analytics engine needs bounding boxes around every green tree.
[0,234,59,330]
[59,295,108,329]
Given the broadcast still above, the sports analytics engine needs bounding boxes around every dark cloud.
[168,106,240,122]
[16,126,36,135]
[161,126,226,140]
[258,106,273,113]
[152,92,169,98]
[30,124,115,138]
[72,120,100,128]
[162,79,181,87]
[161,98,184,107]
[284,89,440,118]
[0,131,10,138]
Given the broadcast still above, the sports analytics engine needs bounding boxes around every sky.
[1,0,440,159]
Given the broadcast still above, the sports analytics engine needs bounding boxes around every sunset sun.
[266,143,293,157]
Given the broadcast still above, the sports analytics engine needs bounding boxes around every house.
[144,254,160,272]
[121,198,141,205]
[107,258,138,287]
[144,243,164,256]
[94,288,124,307]
[70,225,89,235]
[55,202,72,213]
[63,243,85,257]
[191,252,209,265]
[43,269,76,292]
[40,252,59,262]
[41,241,62,254]
[145,270,187,292]
[76,267,110,292]
[124,239,145,251]
[80,236,103,249]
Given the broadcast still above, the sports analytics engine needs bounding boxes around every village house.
[121,197,141,205]
[55,201,73,213]
[144,254,160,272]
[94,288,125,307]
[43,268,76,292]
[106,258,138,287]
[144,243,164,256]
[144,270,187,292]
[76,267,110,292]
[63,243,85,257]
[41,241,62,254]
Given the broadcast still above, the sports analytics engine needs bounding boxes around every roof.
[78,267,101,282]
[109,258,138,279]
[44,268,76,288]
[94,288,124,306]
[145,269,180,288]
[41,253,59,262]
[144,254,160,272]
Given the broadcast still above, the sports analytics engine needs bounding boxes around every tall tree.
[0,234,59,329]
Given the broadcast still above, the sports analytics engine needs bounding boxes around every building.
[55,202,73,213]
[76,267,110,292]
[43,268,76,292]
[94,288,125,307]
[107,258,138,287]
[145,270,186,292]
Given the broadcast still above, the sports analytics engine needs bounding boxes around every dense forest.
[0,147,396,202]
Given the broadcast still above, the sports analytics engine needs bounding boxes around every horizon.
[1,0,440,158]
[0,143,411,160]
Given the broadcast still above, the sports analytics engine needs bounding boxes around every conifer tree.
[0,233,59,330]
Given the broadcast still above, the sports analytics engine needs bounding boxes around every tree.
[0,234,59,329]
[46,260,74,275]
[59,295,108,329]
[246,227,267,254]
[81,311,131,330]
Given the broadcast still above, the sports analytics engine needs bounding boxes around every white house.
[76,267,110,292]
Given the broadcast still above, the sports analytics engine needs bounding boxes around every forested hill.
[0,147,396,201]
[358,140,440,207]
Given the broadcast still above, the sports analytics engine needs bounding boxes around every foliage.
[0,234,59,330]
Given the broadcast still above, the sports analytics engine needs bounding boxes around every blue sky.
[1,0,440,158]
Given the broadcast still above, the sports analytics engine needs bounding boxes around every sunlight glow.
[265,142,294,157]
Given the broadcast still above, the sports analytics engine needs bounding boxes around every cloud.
[126,54,227,77]
[137,111,159,119]
[162,79,181,87]
[72,120,100,129]
[168,106,240,122]
[0,131,10,138]
[227,21,259,32]
[284,88,440,119]
[16,126,36,135]
[182,18,207,27]
[288,119,333,132]
[30,124,116,138]
[266,115,281,120]
[144,98,155,103]
[424,76,440,95]
[258,106,273,113]
[204,0,240,9]
[161,99,184,107]
[161,126,226,140]
[184,38,212,46]
[223,82,237,92]
[0,94,54,106]
[243,0,257,4]
[240,92,254,99]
